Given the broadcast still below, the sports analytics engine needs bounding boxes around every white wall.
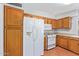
[54,4,79,17]
[57,16,79,35]
[55,9,78,19]
[0,4,3,56]
[22,3,79,19]
[24,10,55,19]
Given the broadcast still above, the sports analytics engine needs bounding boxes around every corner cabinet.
[62,17,72,29]
[56,35,68,49]
[56,35,79,55]
[52,17,72,29]
[4,5,24,56]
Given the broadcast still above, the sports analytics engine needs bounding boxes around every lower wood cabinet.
[56,35,68,49]
[44,35,47,50]
[4,28,23,56]
[56,35,79,54]
[68,39,79,54]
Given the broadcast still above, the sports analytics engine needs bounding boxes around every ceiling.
[22,3,79,18]
[22,3,66,14]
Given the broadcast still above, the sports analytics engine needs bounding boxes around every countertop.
[56,33,79,38]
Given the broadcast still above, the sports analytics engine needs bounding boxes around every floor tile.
[44,46,78,56]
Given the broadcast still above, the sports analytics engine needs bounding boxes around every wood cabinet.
[62,17,71,29]
[69,39,79,54]
[56,19,62,29]
[44,35,47,50]
[52,20,57,29]
[44,19,48,24]
[4,5,24,56]
[47,19,52,24]
[51,17,71,29]
[44,19,52,24]
[4,29,23,56]
[56,35,68,49]
[44,17,71,29]
[4,5,24,26]
[52,19,62,29]
[56,35,79,54]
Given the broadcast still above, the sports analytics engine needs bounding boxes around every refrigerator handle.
[26,32,32,37]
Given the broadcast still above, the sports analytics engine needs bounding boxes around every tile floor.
[44,46,78,56]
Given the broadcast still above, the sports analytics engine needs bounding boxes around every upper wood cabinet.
[52,17,72,29]
[44,19,52,24]
[62,17,72,29]
[52,19,57,29]
[47,19,52,24]
[44,19,48,24]
[4,5,24,27]
[56,19,62,29]
[52,19,62,29]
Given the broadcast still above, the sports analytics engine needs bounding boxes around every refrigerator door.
[23,17,44,56]
[0,4,3,56]
[33,19,44,56]
[23,17,34,56]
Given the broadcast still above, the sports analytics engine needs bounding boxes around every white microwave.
[44,24,52,30]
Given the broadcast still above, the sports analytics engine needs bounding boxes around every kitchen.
[0,3,79,56]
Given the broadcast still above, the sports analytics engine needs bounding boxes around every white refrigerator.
[23,17,44,56]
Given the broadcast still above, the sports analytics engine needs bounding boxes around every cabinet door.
[69,39,79,54]
[44,35,48,50]
[56,19,62,28]
[47,19,52,24]
[56,35,60,46]
[4,5,24,26]
[62,17,71,28]
[4,29,23,56]
[44,19,48,24]
[52,20,57,29]
[56,35,68,49]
